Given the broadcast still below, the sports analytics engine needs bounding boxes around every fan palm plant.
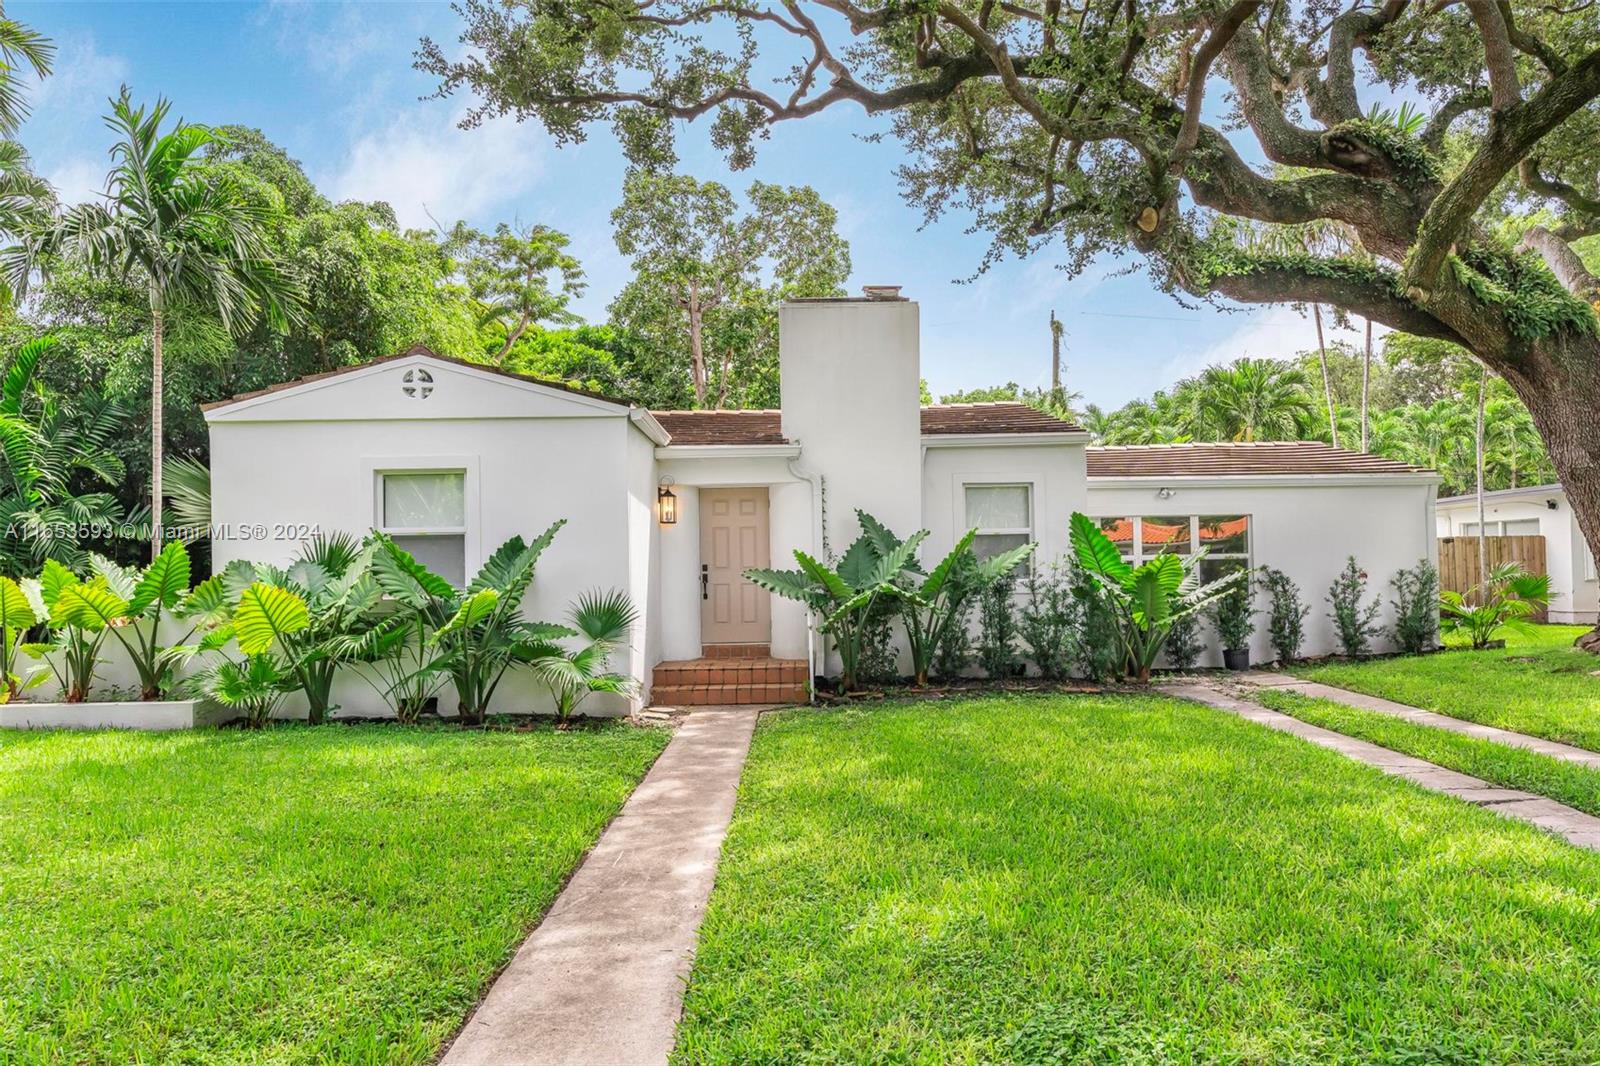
[1195,358,1313,442]
[526,589,639,721]
[42,88,302,559]
[1440,562,1552,650]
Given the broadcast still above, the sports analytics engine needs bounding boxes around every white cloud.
[44,157,106,206]
[321,106,549,231]
[1157,304,1385,386]
[28,36,130,120]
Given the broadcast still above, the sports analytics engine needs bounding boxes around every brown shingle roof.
[201,345,633,412]
[651,410,787,445]
[1087,442,1430,478]
[920,403,1084,435]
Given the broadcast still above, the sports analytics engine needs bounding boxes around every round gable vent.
[401,367,434,399]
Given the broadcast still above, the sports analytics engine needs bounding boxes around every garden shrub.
[977,571,1022,679]
[1164,611,1203,670]
[855,604,900,686]
[1327,556,1383,657]
[1209,579,1255,652]
[1390,559,1440,655]
[1066,559,1122,681]
[1259,567,1309,664]
[931,596,973,680]
[1020,562,1077,680]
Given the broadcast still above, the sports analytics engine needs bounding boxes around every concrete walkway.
[1241,672,1600,767]
[1165,682,1600,852]
[441,706,760,1066]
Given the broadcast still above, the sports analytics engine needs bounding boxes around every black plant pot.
[1222,647,1251,671]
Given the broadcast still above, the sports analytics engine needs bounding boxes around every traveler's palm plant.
[1069,512,1246,683]
[371,521,570,725]
[744,512,926,691]
[1440,562,1552,650]
[525,589,639,721]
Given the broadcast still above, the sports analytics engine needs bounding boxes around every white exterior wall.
[207,358,649,717]
[1087,477,1439,663]
[1436,488,1598,623]
[922,440,1089,567]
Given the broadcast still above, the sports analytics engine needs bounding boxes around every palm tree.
[0,6,53,137]
[1195,358,1313,442]
[48,89,302,558]
[0,7,54,305]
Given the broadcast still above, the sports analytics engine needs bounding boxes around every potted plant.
[1210,579,1255,671]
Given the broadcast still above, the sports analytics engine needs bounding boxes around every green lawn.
[0,723,668,1065]
[675,695,1600,1064]
[1255,687,1600,819]
[1296,624,1600,751]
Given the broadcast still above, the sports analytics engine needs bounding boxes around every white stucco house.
[1435,485,1597,624]
[204,288,1441,716]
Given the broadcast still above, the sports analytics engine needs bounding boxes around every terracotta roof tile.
[201,345,632,412]
[920,402,1084,435]
[650,410,787,445]
[1086,442,1430,478]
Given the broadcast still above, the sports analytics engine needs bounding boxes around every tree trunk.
[687,281,707,406]
[1313,304,1339,449]
[149,297,164,561]
[495,313,531,363]
[1360,317,1372,452]
[1475,362,1488,603]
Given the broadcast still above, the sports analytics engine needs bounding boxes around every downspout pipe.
[787,448,823,703]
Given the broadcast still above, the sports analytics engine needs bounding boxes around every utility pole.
[1050,310,1063,395]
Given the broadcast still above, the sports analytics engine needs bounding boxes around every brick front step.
[651,657,809,706]
[702,643,771,659]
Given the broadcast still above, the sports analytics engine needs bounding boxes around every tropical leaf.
[38,557,77,607]
[792,550,854,604]
[743,566,824,607]
[835,536,879,590]
[570,588,638,646]
[233,582,309,656]
[921,529,978,600]
[178,574,232,627]
[89,552,139,601]
[128,540,191,616]
[0,575,34,633]
[974,540,1036,585]
[0,335,50,417]
[49,582,128,631]
[162,454,211,529]
[435,588,499,639]
[1127,568,1172,629]
[855,510,907,565]
[372,535,456,605]
[1070,512,1132,583]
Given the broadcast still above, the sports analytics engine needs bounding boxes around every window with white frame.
[965,484,1032,562]
[1463,518,1541,536]
[1090,514,1251,582]
[379,470,467,585]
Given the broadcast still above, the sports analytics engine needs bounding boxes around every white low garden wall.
[0,699,232,731]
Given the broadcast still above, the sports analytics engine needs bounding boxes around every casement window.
[378,470,467,586]
[965,484,1033,562]
[1090,514,1252,582]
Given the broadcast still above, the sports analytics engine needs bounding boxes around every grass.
[1254,687,1600,818]
[0,722,668,1065]
[1296,623,1600,751]
[674,694,1600,1064]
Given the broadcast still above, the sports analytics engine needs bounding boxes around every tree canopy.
[421,0,1600,563]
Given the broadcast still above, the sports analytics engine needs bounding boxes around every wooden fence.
[1437,535,1548,622]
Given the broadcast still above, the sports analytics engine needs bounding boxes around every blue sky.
[14,1,1371,409]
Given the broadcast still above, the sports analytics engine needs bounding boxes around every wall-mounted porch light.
[658,486,678,525]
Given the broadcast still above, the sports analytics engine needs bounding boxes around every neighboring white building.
[1435,485,1598,624]
[204,289,1441,716]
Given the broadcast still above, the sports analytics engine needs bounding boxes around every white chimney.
[779,293,922,553]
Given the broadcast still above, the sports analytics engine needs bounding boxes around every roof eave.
[922,430,1092,447]
[1087,472,1442,487]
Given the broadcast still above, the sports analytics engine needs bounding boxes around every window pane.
[391,534,466,588]
[1096,516,1135,557]
[966,485,1030,530]
[384,472,465,529]
[1200,557,1250,586]
[1198,514,1249,555]
[1504,518,1541,536]
[1141,515,1191,555]
[973,532,1029,563]
[1461,521,1499,537]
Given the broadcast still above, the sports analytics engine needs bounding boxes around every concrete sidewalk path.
[441,706,761,1066]
[1165,682,1600,852]
[1242,672,1600,767]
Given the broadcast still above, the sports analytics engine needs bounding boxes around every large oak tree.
[422,1,1600,615]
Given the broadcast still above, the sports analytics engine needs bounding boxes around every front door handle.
[700,564,709,601]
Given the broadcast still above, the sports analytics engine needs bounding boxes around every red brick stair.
[651,655,809,706]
